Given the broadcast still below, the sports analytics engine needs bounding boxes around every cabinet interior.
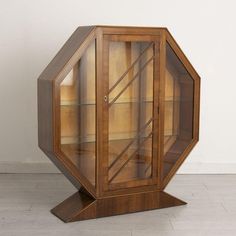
[59,39,194,188]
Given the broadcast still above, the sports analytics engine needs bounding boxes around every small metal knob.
[104,96,107,102]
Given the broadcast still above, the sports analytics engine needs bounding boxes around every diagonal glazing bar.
[108,42,154,94]
[109,117,153,170]
[109,131,153,183]
[144,163,151,174]
[109,56,154,107]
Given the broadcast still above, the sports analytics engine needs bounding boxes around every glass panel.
[163,43,194,178]
[59,40,96,186]
[108,41,154,184]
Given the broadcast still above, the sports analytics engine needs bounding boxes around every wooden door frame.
[99,33,161,195]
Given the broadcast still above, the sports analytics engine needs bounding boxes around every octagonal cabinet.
[38,26,200,222]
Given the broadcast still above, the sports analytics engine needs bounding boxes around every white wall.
[0,0,236,173]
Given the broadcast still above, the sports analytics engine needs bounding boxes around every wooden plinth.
[51,190,186,223]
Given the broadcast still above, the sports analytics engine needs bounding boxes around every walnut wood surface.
[51,190,186,222]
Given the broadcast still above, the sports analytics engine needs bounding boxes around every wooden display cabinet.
[38,26,200,222]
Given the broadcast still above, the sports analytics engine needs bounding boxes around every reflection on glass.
[163,43,194,178]
[108,41,154,184]
[59,40,96,186]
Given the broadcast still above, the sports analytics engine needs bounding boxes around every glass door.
[103,35,160,190]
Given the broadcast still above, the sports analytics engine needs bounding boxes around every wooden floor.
[0,174,236,236]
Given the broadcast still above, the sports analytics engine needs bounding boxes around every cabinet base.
[51,190,186,223]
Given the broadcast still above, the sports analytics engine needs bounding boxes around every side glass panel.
[107,41,154,185]
[59,40,96,186]
[163,43,194,178]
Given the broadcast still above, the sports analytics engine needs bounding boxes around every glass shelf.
[60,100,95,106]
[164,96,193,102]
[61,131,152,145]
[61,98,192,105]
[60,98,153,106]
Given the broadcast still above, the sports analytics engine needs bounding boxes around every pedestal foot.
[51,190,186,223]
